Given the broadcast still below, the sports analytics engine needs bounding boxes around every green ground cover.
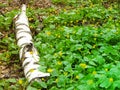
[0,0,120,90]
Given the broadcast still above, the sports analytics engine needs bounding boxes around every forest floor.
[0,0,119,89]
[0,0,118,79]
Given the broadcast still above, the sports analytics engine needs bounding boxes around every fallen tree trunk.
[14,4,50,82]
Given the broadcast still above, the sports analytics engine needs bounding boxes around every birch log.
[14,4,50,82]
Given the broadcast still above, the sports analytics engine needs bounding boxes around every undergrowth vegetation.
[0,0,120,90]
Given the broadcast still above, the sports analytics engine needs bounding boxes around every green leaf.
[70,44,83,51]
[89,61,97,66]
[7,78,16,83]
[77,85,90,90]
[93,55,105,65]
[97,56,105,65]
[31,81,47,89]
[49,24,55,29]
[50,86,58,90]
[0,86,3,90]
[0,81,5,86]
[100,78,111,88]
[51,69,59,76]
[66,86,74,90]
[113,80,120,89]
[109,67,120,77]
[57,75,67,87]
[27,86,38,90]
[39,81,47,88]
[64,64,72,72]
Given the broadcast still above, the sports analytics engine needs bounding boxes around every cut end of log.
[21,4,26,12]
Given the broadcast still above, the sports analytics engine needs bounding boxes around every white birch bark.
[14,4,50,82]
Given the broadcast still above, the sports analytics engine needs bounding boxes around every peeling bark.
[14,4,50,82]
